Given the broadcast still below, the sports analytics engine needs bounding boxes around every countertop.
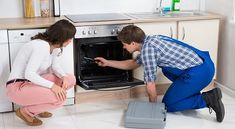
[0,12,222,29]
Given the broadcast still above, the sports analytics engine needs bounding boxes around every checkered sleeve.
[135,54,142,65]
[142,43,158,83]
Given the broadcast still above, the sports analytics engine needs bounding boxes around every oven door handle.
[93,85,137,91]
[79,80,137,91]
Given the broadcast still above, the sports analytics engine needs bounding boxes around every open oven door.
[78,75,144,90]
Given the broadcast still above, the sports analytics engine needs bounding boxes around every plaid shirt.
[135,35,203,82]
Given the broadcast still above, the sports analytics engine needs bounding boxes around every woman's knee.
[65,73,76,87]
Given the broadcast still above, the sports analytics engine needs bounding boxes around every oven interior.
[74,37,144,89]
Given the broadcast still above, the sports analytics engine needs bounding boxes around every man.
[95,25,225,122]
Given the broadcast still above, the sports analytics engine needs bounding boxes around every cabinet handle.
[170,27,173,38]
[182,27,185,40]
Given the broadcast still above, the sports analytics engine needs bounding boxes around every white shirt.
[8,39,66,88]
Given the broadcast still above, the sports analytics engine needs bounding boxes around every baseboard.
[76,88,131,104]
[75,84,170,104]
[215,81,235,98]
[130,84,170,98]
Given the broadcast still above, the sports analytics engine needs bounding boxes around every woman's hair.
[31,19,76,54]
[117,25,145,44]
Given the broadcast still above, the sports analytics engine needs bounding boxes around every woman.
[6,19,76,126]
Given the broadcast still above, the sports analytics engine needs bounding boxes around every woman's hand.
[51,84,67,101]
[62,76,69,90]
[94,57,109,67]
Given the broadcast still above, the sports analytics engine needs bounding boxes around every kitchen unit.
[0,30,12,112]
[74,24,144,90]
[0,11,222,106]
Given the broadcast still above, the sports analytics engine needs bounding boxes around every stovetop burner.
[65,13,131,23]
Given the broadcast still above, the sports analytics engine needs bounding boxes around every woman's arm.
[25,42,54,88]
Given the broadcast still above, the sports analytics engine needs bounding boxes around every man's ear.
[131,41,136,45]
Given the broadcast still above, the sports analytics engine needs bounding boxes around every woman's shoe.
[38,112,53,118]
[16,108,43,126]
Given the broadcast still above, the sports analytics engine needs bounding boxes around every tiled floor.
[0,91,235,129]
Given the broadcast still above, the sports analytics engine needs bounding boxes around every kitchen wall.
[205,0,235,92]
[60,0,203,15]
[0,0,23,18]
[0,0,204,18]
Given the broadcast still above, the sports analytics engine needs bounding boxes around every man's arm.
[95,57,140,70]
[146,82,157,102]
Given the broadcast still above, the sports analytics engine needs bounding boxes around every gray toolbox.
[125,101,166,129]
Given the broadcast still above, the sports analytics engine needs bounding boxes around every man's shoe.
[16,108,43,126]
[202,88,225,122]
[38,112,53,118]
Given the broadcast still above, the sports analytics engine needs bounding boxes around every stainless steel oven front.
[74,24,144,90]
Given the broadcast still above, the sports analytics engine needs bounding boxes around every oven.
[74,24,144,90]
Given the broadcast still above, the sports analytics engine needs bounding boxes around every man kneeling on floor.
[95,25,225,122]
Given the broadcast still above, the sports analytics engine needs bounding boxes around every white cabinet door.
[56,40,75,103]
[134,22,177,84]
[178,19,220,79]
[0,30,12,112]
[135,22,177,38]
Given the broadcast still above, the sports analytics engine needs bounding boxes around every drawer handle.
[170,27,173,38]
[182,27,185,40]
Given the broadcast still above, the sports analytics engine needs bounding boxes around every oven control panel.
[75,24,131,38]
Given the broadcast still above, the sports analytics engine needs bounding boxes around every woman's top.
[8,39,66,88]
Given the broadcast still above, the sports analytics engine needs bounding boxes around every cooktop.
[65,13,131,23]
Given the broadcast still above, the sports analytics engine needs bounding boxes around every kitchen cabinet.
[135,22,177,38]
[134,19,220,84]
[8,29,75,106]
[134,22,177,84]
[178,19,220,79]
[0,30,12,112]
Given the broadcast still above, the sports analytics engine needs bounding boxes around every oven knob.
[88,30,92,35]
[116,29,120,34]
[82,31,86,35]
[111,29,115,35]
[94,30,97,34]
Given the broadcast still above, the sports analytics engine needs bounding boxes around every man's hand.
[51,84,67,101]
[94,57,109,67]
[146,82,157,102]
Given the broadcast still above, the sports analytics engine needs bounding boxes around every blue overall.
[159,35,215,112]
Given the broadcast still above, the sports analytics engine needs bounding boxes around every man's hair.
[31,19,76,47]
[117,25,145,44]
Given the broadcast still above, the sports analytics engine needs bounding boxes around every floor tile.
[0,114,4,129]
